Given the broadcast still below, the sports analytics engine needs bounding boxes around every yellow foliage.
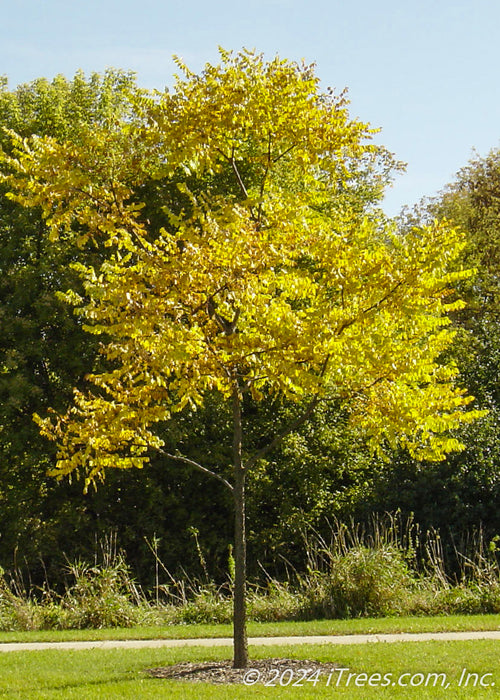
[1,50,484,487]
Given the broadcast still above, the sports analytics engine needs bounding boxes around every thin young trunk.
[232,382,248,668]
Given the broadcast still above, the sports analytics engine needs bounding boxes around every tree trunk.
[232,383,248,668]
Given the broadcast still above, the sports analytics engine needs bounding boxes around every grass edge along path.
[0,613,499,644]
[1,629,500,653]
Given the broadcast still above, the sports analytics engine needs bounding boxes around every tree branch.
[159,448,234,492]
[256,132,272,226]
[335,280,405,337]
[272,142,297,163]
[230,156,249,199]
[362,281,404,315]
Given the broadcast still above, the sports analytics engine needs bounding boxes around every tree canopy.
[2,51,480,479]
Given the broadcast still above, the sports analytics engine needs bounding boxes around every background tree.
[428,150,500,545]
[356,148,500,560]
[1,51,482,666]
[0,71,144,579]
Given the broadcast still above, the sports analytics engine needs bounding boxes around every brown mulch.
[146,658,338,685]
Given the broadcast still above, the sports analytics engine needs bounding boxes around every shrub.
[169,585,233,624]
[247,582,306,622]
[60,556,143,629]
[302,545,415,618]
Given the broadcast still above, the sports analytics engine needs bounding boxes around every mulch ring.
[146,658,339,685]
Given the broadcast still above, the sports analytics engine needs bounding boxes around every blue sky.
[2,0,499,215]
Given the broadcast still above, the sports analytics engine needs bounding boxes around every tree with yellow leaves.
[1,49,483,668]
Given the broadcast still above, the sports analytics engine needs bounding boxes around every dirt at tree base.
[146,658,339,685]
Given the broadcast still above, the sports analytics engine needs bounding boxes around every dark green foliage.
[244,399,377,572]
[357,414,500,552]
[0,71,138,581]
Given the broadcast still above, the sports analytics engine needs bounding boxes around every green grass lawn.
[0,612,499,643]
[0,640,498,699]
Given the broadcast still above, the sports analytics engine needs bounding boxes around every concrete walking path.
[0,630,499,652]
